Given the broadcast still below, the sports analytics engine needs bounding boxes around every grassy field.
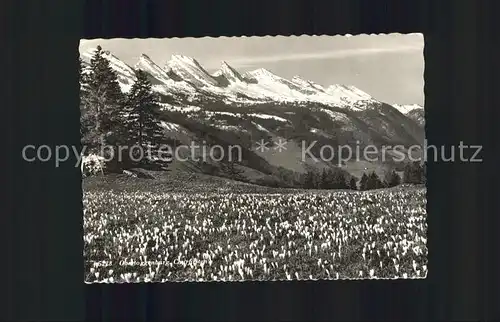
[83,174,427,282]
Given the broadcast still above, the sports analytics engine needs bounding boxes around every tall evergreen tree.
[81,45,125,156]
[78,57,83,81]
[221,161,245,181]
[359,172,369,191]
[403,163,413,183]
[303,170,318,189]
[303,171,313,189]
[332,171,348,189]
[123,69,168,167]
[365,171,383,190]
[374,172,382,189]
[384,170,401,187]
[79,58,90,138]
[349,177,358,190]
[79,57,102,152]
[320,169,331,189]
[276,166,294,186]
[403,161,424,184]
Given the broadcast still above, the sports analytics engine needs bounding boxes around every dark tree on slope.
[275,166,298,187]
[320,169,333,189]
[80,45,126,158]
[305,170,323,189]
[359,173,369,191]
[87,45,125,134]
[197,160,219,175]
[123,69,170,169]
[332,171,349,189]
[403,161,424,184]
[349,177,358,190]
[78,57,84,82]
[221,161,245,181]
[384,170,401,188]
[79,58,92,140]
[367,171,384,190]
[317,168,349,190]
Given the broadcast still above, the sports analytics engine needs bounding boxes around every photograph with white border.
[79,33,428,283]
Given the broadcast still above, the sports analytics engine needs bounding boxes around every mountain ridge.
[80,47,425,185]
[81,47,424,111]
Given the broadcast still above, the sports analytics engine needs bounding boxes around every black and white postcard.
[79,34,427,283]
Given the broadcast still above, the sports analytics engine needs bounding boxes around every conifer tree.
[304,171,313,189]
[90,46,124,130]
[384,170,401,187]
[341,174,349,189]
[413,161,423,183]
[391,170,401,187]
[78,57,83,81]
[403,161,424,184]
[79,57,99,149]
[79,57,89,137]
[276,166,294,186]
[403,163,413,183]
[332,171,348,189]
[123,69,168,168]
[82,45,125,155]
[320,168,331,189]
[378,172,386,188]
[383,170,391,187]
[221,161,245,181]
[349,177,358,190]
[359,172,369,191]
[364,171,382,190]
[303,170,318,189]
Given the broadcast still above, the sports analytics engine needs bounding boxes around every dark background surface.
[2,0,499,320]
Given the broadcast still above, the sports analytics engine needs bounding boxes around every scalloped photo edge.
[79,33,427,283]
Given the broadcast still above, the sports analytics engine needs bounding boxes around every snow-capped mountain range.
[80,48,423,114]
[80,47,425,180]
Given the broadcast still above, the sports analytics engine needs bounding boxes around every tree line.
[80,45,170,172]
[277,161,426,191]
[199,157,426,191]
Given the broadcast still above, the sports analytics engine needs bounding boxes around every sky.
[79,33,424,105]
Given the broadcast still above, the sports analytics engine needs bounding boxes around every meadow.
[83,176,427,283]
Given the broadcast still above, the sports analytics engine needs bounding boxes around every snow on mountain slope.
[81,49,136,92]
[405,108,425,127]
[135,54,173,84]
[291,76,327,92]
[252,121,271,133]
[158,103,201,113]
[81,47,418,118]
[199,110,289,123]
[134,54,198,97]
[220,68,375,109]
[289,75,377,109]
[160,121,182,131]
[248,68,317,96]
[220,68,347,107]
[165,55,221,88]
[213,68,304,102]
[214,61,246,83]
[392,104,423,114]
[325,84,377,110]
[249,113,289,123]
